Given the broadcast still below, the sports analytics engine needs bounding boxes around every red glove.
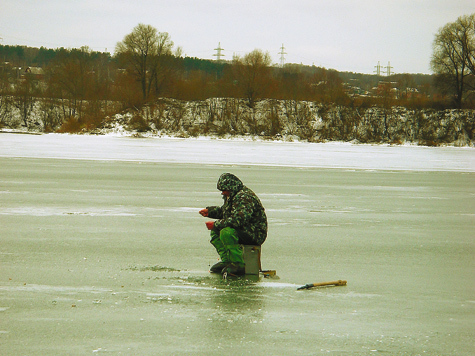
[205,221,214,230]
[199,209,208,217]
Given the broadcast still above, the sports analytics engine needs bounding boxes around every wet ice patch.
[266,207,308,213]
[311,223,340,227]
[168,207,200,212]
[128,265,181,272]
[310,206,373,214]
[259,282,300,288]
[0,284,112,294]
[0,206,138,216]
[92,348,108,353]
[260,193,308,198]
[166,285,217,291]
[146,293,175,303]
[327,291,382,299]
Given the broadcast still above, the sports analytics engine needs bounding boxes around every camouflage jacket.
[207,173,268,245]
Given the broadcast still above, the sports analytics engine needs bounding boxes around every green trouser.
[210,227,244,267]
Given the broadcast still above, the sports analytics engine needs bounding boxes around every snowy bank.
[1,97,474,146]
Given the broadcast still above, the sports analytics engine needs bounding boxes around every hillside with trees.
[1,17,474,146]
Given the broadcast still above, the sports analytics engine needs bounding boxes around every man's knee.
[219,227,239,245]
[209,229,220,241]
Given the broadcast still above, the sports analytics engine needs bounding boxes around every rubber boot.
[222,245,245,276]
[219,228,245,276]
[209,230,230,273]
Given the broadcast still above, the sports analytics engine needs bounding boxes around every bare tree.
[13,73,38,129]
[0,68,13,127]
[461,15,475,76]
[46,46,93,120]
[311,67,346,104]
[233,49,273,108]
[115,24,174,102]
[431,14,475,108]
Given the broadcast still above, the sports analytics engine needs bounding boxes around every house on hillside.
[12,66,45,81]
[22,66,45,80]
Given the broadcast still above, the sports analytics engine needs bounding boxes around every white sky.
[1,1,474,74]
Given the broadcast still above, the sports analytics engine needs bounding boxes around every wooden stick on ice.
[297,280,347,290]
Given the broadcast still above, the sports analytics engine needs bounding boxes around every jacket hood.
[217,173,243,194]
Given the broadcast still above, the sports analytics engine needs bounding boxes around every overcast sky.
[1,1,474,74]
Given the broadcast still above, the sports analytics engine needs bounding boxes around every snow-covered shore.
[2,98,474,147]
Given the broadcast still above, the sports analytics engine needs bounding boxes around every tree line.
[0,15,474,134]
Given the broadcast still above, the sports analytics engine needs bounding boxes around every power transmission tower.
[213,42,225,62]
[278,43,287,67]
[374,61,382,76]
[385,61,393,76]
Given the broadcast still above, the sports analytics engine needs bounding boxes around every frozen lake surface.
[1,133,474,355]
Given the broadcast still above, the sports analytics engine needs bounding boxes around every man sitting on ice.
[199,173,267,276]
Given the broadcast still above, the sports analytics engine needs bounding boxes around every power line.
[278,43,287,67]
[213,42,224,62]
[374,61,382,76]
[374,61,394,76]
[385,61,393,76]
